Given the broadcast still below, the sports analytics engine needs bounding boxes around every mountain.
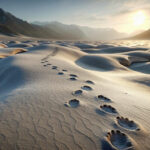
[131,29,150,39]
[0,8,85,40]
[38,21,86,40]
[128,29,145,37]
[0,8,127,40]
[78,26,127,40]
[0,8,55,38]
[34,21,127,40]
[0,24,16,35]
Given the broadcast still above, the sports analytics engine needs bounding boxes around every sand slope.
[0,38,149,150]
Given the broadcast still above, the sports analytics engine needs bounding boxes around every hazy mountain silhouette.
[39,21,86,40]
[34,21,127,40]
[131,29,150,39]
[0,8,85,40]
[0,8,127,40]
[78,26,126,40]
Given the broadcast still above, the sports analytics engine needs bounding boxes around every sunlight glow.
[133,11,146,26]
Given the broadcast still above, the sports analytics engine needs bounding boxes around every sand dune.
[82,46,148,54]
[0,47,27,59]
[0,37,149,150]
[0,43,7,48]
[10,48,27,55]
[76,55,128,71]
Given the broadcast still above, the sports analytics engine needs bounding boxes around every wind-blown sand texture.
[0,37,149,150]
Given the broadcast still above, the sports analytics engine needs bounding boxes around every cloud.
[107,0,150,18]
[85,15,106,22]
[112,9,133,16]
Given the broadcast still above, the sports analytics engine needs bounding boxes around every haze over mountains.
[0,8,128,40]
[0,8,86,40]
[33,21,127,40]
[0,8,149,40]
[32,21,86,40]
[131,29,150,39]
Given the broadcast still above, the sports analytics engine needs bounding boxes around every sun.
[133,11,146,26]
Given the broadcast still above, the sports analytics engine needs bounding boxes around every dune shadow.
[131,77,150,87]
[81,46,148,54]
[130,62,150,74]
[0,57,26,103]
[75,55,125,72]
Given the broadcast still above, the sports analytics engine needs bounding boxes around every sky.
[0,0,150,34]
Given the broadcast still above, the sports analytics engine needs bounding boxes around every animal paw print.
[116,116,140,131]
[106,130,133,150]
[97,95,111,102]
[100,105,117,114]
[81,85,93,91]
[64,99,80,108]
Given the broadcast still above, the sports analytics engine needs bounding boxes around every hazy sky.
[1,0,150,33]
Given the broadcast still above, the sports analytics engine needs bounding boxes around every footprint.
[70,74,78,78]
[69,77,77,81]
[58,72,64,75]
[72,90,83,96]
[62,69,67,72]
[64,99,80,108]
[100,105,117,114]
[97,95,111,102]
[52,66,57,70]
[106,130,133,150]
[43,64,47,67]
[81,85,92,91]
[116,116,140,131]
[85,80,94,85]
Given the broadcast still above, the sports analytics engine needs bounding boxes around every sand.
[0,36,149,150]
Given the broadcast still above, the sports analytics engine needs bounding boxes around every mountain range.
[0,8,85,40]
[33,21,127,40]
[1,8,149,40]
[131,29,150,40]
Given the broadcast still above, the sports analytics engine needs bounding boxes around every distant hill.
[0,8,127,40]
[0,8,85,40]
[39,21,86,40]
[34,21,127,40]
[0,24,16,35]
[0,8,56,38]
[78,26,127,40]
[131,29,150,40]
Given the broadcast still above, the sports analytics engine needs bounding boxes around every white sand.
[0,37,149,150]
